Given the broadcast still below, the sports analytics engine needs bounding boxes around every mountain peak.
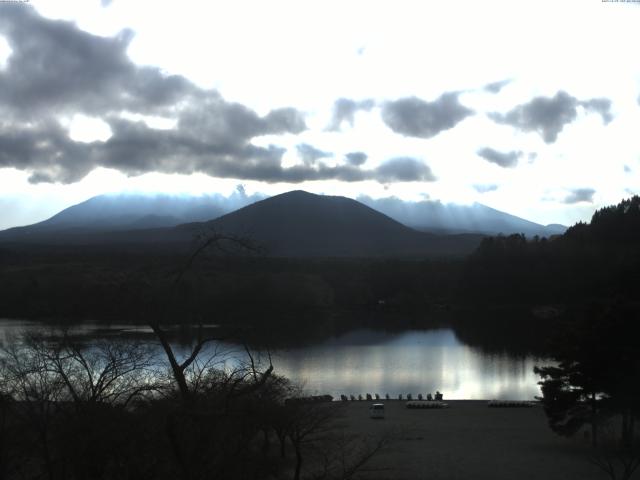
[0,190,562,256]
[191,190,482,257]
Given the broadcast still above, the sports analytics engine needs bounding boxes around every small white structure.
[369,403,385,419]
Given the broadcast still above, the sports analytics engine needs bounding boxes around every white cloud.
[1,0,639,228]
[68,115,113,143]
[0,35,10,70]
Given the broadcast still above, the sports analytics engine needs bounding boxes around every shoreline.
[333,398,541,405]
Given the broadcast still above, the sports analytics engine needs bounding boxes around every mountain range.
[0,190,566,258]
[357,196,566,237]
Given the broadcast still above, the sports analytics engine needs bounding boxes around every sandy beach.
[336,400,605,480]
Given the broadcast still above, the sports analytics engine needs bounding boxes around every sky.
[0,0,639,230]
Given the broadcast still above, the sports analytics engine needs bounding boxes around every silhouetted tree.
[150,230,267,403]
[535,302,640,449]
[0,332,160,480]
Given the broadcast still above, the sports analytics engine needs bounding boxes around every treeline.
[461,195,640,305]
[443,196,640,354]
[0,252,462,327]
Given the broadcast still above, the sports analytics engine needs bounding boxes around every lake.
[0,320,547,400]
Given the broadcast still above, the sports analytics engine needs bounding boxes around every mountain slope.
[0,190,484,257]
[0,192,262,241]
[357,196,566,236]
[0,191,565,244]
[183,190,483,257]
[1,190,570,257]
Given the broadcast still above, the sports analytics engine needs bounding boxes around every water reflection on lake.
[0,320,546,400]
[271,329,544,400]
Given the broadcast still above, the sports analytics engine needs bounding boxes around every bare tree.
[1,337,67,480]
[150,230,267,404]
[39,334,159,408]
[0,358,24,480]
[0,331,161,480]
[588,420,640,480]
[278,399,351,480]
[277,398,391,480]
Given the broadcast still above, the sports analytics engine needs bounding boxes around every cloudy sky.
[1,0,639,229]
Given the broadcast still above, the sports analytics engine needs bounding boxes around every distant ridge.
[0,192,259,239]
[0,191,565,240]
[357,196,566,237]
[0,191,483,258]
[0,190,567,257]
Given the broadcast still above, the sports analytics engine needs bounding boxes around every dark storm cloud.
[473,184,499,193]
[563,188,595,204]
[345,152,368,166]
[326,98,375,131]
[4,115,433,185]
[98,120,432,184]
[0,4,310,183]
[0,103,307,184]
[381,93,474,139]
[296,143,333,165]
[374,157,436,182]
[0,120,95,183]
[477,147,522,168]
[0,5,442,187]
[484,79,511,94]
[175,100,305,145]
[98,117,298,181]
[489,91,613,143]
[0,5,192,118]
[215,161,369,184]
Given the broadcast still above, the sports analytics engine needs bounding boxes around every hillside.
[0,192,261,241]
[358,196,566,236]
[0,191,565,246]
[0,191,484,258]
[183,190,484,257]
[462,195,640,304]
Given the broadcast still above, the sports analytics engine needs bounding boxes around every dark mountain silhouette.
[0,192,261,241]
[0,190,570,257]
[1,191,564,245]
[180,190,484,257]
[0,191,484,257]
[357,196,566,237]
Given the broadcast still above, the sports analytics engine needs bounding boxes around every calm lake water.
[0,320,547,400]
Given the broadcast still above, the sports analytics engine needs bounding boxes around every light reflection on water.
[271,329,544,400]
[0,320,546,400]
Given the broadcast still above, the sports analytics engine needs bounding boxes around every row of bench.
[487,400,537,408]
[340,393,444,401]
[406,401,449,409]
